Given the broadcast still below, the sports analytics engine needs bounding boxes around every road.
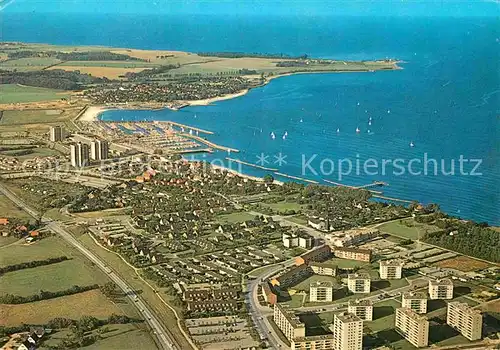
[0,183,178,350]
[247,261,294,349]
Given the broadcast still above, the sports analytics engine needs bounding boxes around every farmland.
[434,255,491,271]
[0,84,70,103]
[0,289,126,325]
[0,109,71,125]
[0,258,110,296]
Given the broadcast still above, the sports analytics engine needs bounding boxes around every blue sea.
[2,8,499,224]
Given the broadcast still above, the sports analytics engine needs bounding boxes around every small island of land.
[0,42,401,118]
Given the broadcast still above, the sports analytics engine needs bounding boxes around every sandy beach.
[78,106,111,122]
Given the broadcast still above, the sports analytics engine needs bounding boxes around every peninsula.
[0,42,401,117]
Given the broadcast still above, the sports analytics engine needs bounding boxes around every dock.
[184,134,239,153]
[274,172,319,184]
[226,157,278,172]
[166,121,214,135]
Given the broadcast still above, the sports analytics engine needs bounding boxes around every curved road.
[0,183,178,350]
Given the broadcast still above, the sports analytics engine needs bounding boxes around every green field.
[0,109,69,125]
[58,60,159,68]
[0,193,34,221]
[0,237,81,267]
[0,84,70,103]
[379,219,440,240]
[41,324,157,350]
[0,259,110,296]
[1,57,62,71]
[0,289,130,326]
[0,146,62,160]
[216,211,256,223]
[260,200,303,212]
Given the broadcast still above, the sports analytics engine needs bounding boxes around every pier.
[184,134,239,153]
[353,181,388,190]
[274,172,319,184]
[372,194,413,204]
[323,179,356,188]
[166,121,214,135]
[226,158,278,171]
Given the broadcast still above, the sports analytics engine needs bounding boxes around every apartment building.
[292,335,335,350]
[347,273,371,294]
[283,232,313,249]
[70,142,90,168]
[402,292,428,314]
[310,261,337,276]
[270,264,313,288]
[395,308,429,348]
[429,279,454,300]
[348,299,373,321]
[309,281,333,302]
[261,282,278,305]
[334,246,372,262]
[90,139,109,161]
[330,228,379,247]
[380,259,404,279]
[331,312,363,350]
[273,304,306,341]
[295,245,331,266]
[447,302,482,341]
[49,125,63,142]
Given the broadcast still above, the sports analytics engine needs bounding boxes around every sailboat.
[282,131,288,140]
[336,128,340,133]
[368,120,372,126]
[271,132,276,140]
[357,102,360,106]
[356,127,361,133]
[194,114,197,119]
[410,141,415,148]
[300,118,303,123]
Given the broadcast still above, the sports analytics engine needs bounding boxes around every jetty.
[226,158,278,171]
[323,179,356,188]
[372,194,413,204]
[184,134,239,153]
[354,181,388,190]
[166,121,214,135]
[275,172,319,184]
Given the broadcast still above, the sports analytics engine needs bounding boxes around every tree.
[263,174,274,184]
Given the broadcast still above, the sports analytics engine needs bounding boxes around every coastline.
[77,63,401,122]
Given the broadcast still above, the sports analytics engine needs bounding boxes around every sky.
[1,0,498,16]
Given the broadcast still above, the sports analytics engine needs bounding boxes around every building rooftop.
[348,299,373,307]
[335,312,363,323]
[348,272,371,280]
[396,307,428,323]
[295,334,335,341]
[448,301,482,315]
[402,291,428,300]
[275,304,305,328]
[380,259,404,267]
[310,281,333,288]
[309,260,338,269]
[334,246,372,255]
[429,278,453,286]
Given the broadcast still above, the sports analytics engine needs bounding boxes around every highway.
[0,183,178,350]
